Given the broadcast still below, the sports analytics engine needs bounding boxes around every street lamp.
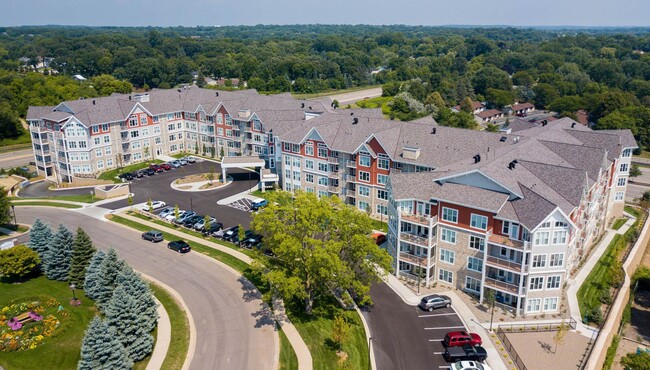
[69,282,81,306]
[11,205,16,227]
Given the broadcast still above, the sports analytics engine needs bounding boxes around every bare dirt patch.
[504,330,591,370]
[173,173,219,185]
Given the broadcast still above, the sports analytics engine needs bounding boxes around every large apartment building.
[27,86,637,316]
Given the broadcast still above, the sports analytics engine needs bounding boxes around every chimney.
[474,154,481,163]
[508,160,517,170]
[352,118,359,125]
[128,95,132,100]
[215,91,219,97]
[431,127,437,134]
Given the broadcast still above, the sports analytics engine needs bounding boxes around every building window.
[376,204,388,216]
[359,155,371,167]
[359,171,370,182]
[620,163,629,172]
[130,130,139,138]
[622,149,632,157]
[95,148,102,158]
[534,231,550,246]
[543,297,559,311]
[96,160,104,169]
[359,186,370,197]
[547,276,561,289]
[377,174,388,185]
[529,277,544,290]
[291,144,300,153]
[614,191,624,201]
[306,173,314,183]
[532,254,547,268]
[358,201,369,212]
[318,146,328,158]
[377,189,389,200]
[438,269,453,284]
[617,177,627,187]
[318,162,328,172]
[467,257,483,272]
[549,253,564,267]
[442,207,458,223]
[465,277,481,293]
[94,137,100,145]
[440,228,456,244]
[106,158,113,167]
[526,298,541,312]
[318,176,328,186]
[293,158,301,168]
[306,144,314,156]
[105,147,112,156]
[140,116,148,125]
[305,160,314,170]
[470,214,488,230]
[283,143,291,152]
[92,125,99,134]
[129,116,138,127]
[552,230,567,245]
[378,156,390,170]
[469,236,485,251]
[439,249,455,264]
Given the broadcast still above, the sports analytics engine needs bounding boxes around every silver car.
[418,294,451,311]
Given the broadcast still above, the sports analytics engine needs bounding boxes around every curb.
[355,305,376,370]
[170,176,234,192]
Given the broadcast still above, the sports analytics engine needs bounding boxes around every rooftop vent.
[402,147,421,160]
[215,91,219,97]
[508,159,518,170]
[309,106,312,110]
[500,136,507,142]
[301,103,305,108]
[542,120,548,126]
[352,117,359,125]
[350,112,354,116]
[133,93,150,103]
[571,122,576,128]
[473,154,481,163]
[431,127,437,135]
[177,89,182,93]
[514,136,520,143]
[92,100,96,105]
[128,95,132,100]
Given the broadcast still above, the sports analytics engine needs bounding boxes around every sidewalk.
[114,212,313,370]
[382,272,508,370]
[565,212,635,337]
[146,297,171,370]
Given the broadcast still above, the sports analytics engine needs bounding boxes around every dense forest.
[1,25,650,148]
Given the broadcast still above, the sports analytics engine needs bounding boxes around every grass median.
[11,194,97,203]
[11,201,82,209]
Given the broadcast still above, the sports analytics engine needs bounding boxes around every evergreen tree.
[78,316,132,370]
[84,250,106,300]
[27,218,52,261]
[44,224,74,281]
[93,248,127,312]
[106,265,158,362]
[68,228,97,289]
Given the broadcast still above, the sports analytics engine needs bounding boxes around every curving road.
[15,207,277,370]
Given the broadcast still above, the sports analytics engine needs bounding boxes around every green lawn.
[290,85,377,100]
[625,205,640,219]
[11,201,82,209]
[149,284,190,370]
[278,327,299,370]
[633,150,650,160]
[0,142,32,154]
[347,96,393,116]
[12,194,97,203]
[287,298,369,370]
[612,218,627,230]
[0,275,98,370]
[97,160,163,182]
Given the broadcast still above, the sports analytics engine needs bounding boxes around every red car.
[443,331,482,347]
[160,163,171,171]
[149,164,164,173]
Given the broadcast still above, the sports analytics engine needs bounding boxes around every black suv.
[182,215,203,228]
[119,172,134,181]
[141,230,163,242]
[203,222,224,235]
[168,240,191,253]
[142,168,155,176]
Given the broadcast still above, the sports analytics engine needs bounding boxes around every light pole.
[417,258,421,295]
[11,205,17,227]
[69,282,81,306]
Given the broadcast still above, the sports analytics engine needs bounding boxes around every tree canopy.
[250,191,393,314]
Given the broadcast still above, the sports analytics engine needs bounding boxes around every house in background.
[452,101,485,115]
[474,109,503,123]
[510,102,535,116]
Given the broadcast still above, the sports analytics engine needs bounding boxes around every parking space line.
[433,351,444,355]
[428,339,444,342]
[418,313,457,318]
[424,326,465,330]
[438,366,450,369]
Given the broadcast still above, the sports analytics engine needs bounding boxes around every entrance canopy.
[220,156,278,191]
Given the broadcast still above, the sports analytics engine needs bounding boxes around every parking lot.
[363,283,468,370]
[98,160,260,229]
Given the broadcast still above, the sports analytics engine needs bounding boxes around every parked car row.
[117,156,203,181]
[156,207,224,234]
[140,229,191,254]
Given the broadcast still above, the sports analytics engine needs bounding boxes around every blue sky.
[3,0,649,27]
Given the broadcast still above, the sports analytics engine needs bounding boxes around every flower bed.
[0,297,68,351]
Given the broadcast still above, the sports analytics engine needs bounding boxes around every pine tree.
[93,248,127,312]
[78,316,132,370]
[106,266,158,362]
[27,218,52,261]
[44,224,74,281]
[68,228,97,289]
[84,250,106,300]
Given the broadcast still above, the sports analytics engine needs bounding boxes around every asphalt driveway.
[14,207,277,370]
[363,283,467,370]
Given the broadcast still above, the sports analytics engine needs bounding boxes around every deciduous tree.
[251,191,392,314]
[0,244,40,281]
[0,186,11,225]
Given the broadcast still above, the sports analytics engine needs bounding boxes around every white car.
[452,361,492,370]
[165,209,186,221]
[141,200,166,211]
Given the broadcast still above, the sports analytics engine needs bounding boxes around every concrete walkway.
[382,272,508,370]
[116,212,313,370]
[565,211,636,337]
[146,297,171,370]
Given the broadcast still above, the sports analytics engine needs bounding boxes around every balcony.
[121,135,130,142]
[328,171,341,179]
[483,277,521,295]
[485,255,526,273]
[400,212,438,227]
[399,232,431,247]
[346,160,356,168]
[487,232,530,251]
[399,251,435,267]
[328,157,339,163]
[328,186,340,193]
